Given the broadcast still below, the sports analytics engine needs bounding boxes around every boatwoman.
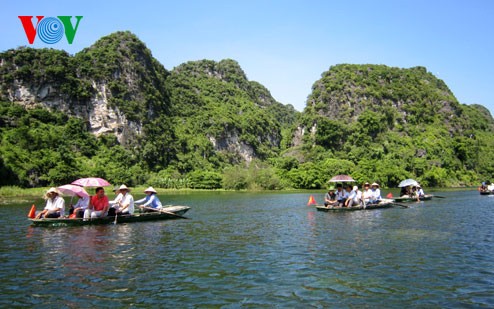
[135,186,163,212]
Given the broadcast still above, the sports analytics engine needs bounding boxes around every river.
[0,190,493,307]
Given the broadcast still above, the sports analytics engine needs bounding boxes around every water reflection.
[0,191,493,307]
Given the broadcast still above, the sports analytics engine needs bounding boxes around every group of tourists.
[324,182,381,207]
[399,185,425,199]
[35,185,164,220]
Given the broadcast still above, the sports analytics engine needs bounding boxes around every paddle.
[142,206,188,219]
[431,195,446,198]
[114,212,118,225]
[391,202,409,208]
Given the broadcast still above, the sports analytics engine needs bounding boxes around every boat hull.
[393,195,433,202]
[480,191,494,195]
[316,199,393,212]
[29,206,190,227]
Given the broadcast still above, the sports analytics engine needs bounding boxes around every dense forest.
[1,32,493,189]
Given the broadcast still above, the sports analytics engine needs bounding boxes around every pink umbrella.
[71,177,111,187]
[57,184,89,198]
[328,175,355,182]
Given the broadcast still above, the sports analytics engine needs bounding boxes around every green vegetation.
[1,33,493,190]
[290,64,494,187]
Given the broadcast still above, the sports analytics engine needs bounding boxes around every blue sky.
[2,0,494,113]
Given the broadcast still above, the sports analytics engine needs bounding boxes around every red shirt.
[91,195,109,211]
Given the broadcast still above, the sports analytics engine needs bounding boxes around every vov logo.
[18,16,83,44]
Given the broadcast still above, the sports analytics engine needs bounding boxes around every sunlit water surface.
[0,190,493,307]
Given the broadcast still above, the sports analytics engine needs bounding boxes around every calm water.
[0,190,493,307]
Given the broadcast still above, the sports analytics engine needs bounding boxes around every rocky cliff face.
[0,31,293,164]
[0,32,168,146]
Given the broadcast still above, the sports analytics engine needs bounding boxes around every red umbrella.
[71,177,111,187]
[328,175,355,182]
[57,184,89,197]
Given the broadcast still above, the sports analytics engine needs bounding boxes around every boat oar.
[113,212,118,225]
[391,202,409,208]
[142,206,188,219]
[431,195,446,198]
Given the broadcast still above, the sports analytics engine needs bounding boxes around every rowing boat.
[480,190,494,195]
[29,206,190,227]
[315,199,394,212]
[392,194,433,202]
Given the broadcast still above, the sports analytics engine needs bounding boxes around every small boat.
[29,206,190,227]
[316,199,394,212]
[392,194,433,202]
[480,190,494,195]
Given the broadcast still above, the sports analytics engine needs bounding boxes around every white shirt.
[109,193,123,206]
[348,190,362,202]
[336,189,347,200]
[120,193,134,214]
[363,189,372,200]
[44,195,65,216]
[370,188,381,200]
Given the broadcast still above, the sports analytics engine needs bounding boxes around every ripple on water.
[0,191,493,307]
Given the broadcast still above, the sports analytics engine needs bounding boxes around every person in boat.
[335,184,347,206]
[115,184,134,215]
[417,185,425,198]
[108,186,123,216]
[400,186,410,197]
[480,182,488,192]
[369,182,381,204]
[345,185,362,207]
[69,192,89,218]
[83,187,109,220]
[362,182,372,203]
[135,186,163,212]
[324,186,338,207]
[35,187,65,219]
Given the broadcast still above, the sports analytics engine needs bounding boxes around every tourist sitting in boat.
[83,187,109,220]
[362,182,372,203]
[108,186,123,216]
[417,185,425,197]
[368,183,381,204]
[69,192,89,218]
[136,186,163,212]
[335,184,347,206]
[400,186,410,197]
[114,184,134,215]
[324,186,338,207]
[35,187,65,219]
[345,185,362,207]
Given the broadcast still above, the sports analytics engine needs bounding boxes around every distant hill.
[0,31,298,187]
[0,33,493,188]
[280,64,494,187]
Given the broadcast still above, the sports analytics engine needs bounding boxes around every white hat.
[118,184,130,191]
[46,187,60,194]
[371,182,379,187]
[144,186,157,194]
[353,185,358,191]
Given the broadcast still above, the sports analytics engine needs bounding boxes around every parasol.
[398,179,419,187]
[57,184,89,198]
[71,177,111,187]
[328,175,355,182]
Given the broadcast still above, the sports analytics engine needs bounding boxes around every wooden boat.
[392,194,433,202]
[480,190,494,195]
[316,199,394,212]
[29,206,190,227]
